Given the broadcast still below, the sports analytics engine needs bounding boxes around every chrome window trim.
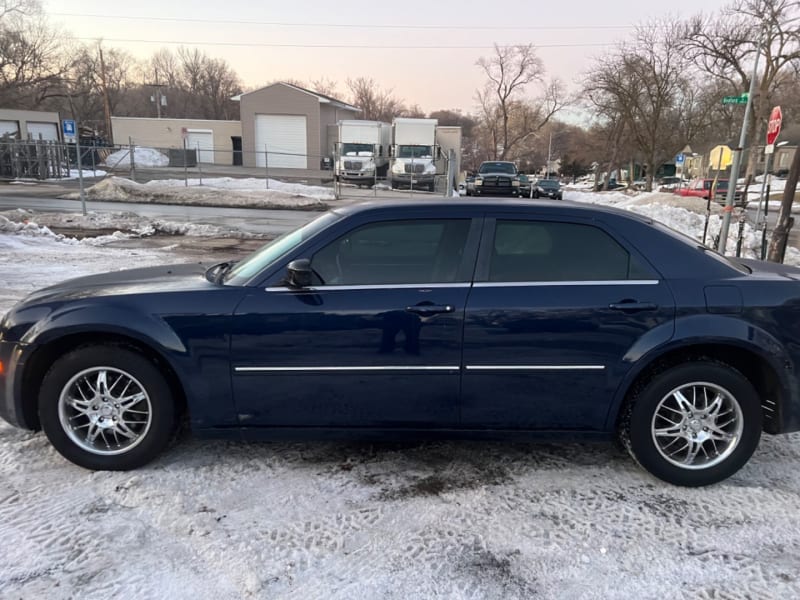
[235,366,461,373]
[472,280,659,288]
[465,365,606,371]
[235,365,604,373]
[265,283,472,292]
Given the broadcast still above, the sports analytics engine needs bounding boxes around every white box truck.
[336,120,391,186]
[390,118,438,191]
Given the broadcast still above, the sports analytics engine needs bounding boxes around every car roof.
[332,198,654,223]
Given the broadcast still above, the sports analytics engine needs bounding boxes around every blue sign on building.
[62,120,76,137]
[675,153,685,165]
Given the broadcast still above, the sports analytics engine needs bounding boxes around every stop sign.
[767,106,782,145]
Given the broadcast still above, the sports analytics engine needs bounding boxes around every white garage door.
[186,130,214,163]
[27,122,59,141]
[255,115,307,169]
[0,120,20,139]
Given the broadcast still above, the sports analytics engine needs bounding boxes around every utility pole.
[718,30,763,254]
[546,132,552,178]
[146,70,166,119]
[97,43,113,143]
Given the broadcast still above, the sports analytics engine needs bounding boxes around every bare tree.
[0,7,72,109]
[310,77,339,97]
[129,48,241,120]
[767,143,800,262]
[584,19,704,190]
[345,77,406,121]
[0,0,39,20]
[683,0,800,178]
[475,44,563,160]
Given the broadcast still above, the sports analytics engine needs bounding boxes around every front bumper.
[340,172,377,184]
[0,340,32,429]
[475,177,520,196]
[538,190,562,199]
[390,173,435,186]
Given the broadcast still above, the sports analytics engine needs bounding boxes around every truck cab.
[390,118,438,191]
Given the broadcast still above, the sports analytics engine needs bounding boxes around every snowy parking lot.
[2,194,800,599]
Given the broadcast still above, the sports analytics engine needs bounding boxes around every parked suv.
[474,161,521,196]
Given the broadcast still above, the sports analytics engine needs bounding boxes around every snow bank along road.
[1,202,800,599]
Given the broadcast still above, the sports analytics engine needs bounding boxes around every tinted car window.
[312,219,471,285]
[489,220,652,282]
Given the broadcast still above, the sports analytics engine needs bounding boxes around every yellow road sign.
[709,145,733,170]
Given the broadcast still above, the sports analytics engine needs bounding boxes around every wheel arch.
[21,332,188,431]
[608,341,786,435]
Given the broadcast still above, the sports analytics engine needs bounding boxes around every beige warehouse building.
[236,83,360,169]
[0,109,61,141]
[111,117,242,166]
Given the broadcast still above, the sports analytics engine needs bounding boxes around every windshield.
[342,143,374,156]
[538,179,559,189]
[225,211,341,285]
[479,162,517,175]
[397,145,432,158]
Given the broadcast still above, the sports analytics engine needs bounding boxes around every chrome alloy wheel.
[651,381,744,470]
[57,367,153,456]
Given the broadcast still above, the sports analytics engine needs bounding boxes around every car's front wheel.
[621,360,761,486]
[39,345,177,470]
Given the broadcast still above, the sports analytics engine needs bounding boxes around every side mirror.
[286,259,313,288]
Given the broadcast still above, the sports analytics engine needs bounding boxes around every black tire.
[533,190,540,199]
[39,345,177,470]
[620,360,761,486]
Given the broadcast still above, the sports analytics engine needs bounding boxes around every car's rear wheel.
[39,345,177,470]
[621,360,761,486]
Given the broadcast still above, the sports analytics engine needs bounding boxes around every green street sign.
[722,94,749,105]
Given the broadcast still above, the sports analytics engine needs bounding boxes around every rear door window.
[488,220,653,282]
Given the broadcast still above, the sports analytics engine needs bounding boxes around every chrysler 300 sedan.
[2,199,799,486]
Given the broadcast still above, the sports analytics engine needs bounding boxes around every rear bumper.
[0,340,33,430]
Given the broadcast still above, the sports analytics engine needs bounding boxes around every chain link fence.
[1,137,459,206]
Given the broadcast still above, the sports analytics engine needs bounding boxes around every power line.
[75,37,613,49]
[54,12,635,31]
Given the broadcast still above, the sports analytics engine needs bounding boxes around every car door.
[229,214,481,428]
[460,215,675,431]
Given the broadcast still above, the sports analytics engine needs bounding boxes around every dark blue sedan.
[2,199,799,486]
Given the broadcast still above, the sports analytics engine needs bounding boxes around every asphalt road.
[2,185,797,250]
[0,193,316,236]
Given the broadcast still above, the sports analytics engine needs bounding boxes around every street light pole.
[546,132,552,178]
[718,30,763,254]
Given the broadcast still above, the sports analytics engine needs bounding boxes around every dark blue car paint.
[3,199,800,439]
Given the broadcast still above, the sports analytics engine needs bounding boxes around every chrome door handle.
[406,304,455,316]
[609,301,658,313]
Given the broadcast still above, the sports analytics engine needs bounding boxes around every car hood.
[20,262,214,305]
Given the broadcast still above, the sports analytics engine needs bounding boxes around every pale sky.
[45,0,731,116]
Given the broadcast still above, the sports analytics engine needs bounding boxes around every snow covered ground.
[2,199,800,599]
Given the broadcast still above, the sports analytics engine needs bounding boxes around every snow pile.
[153,176,335,200]
[65,177,331,210]
[0,215,65,241]
[103,147,169,168]
[0,210,268,242]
